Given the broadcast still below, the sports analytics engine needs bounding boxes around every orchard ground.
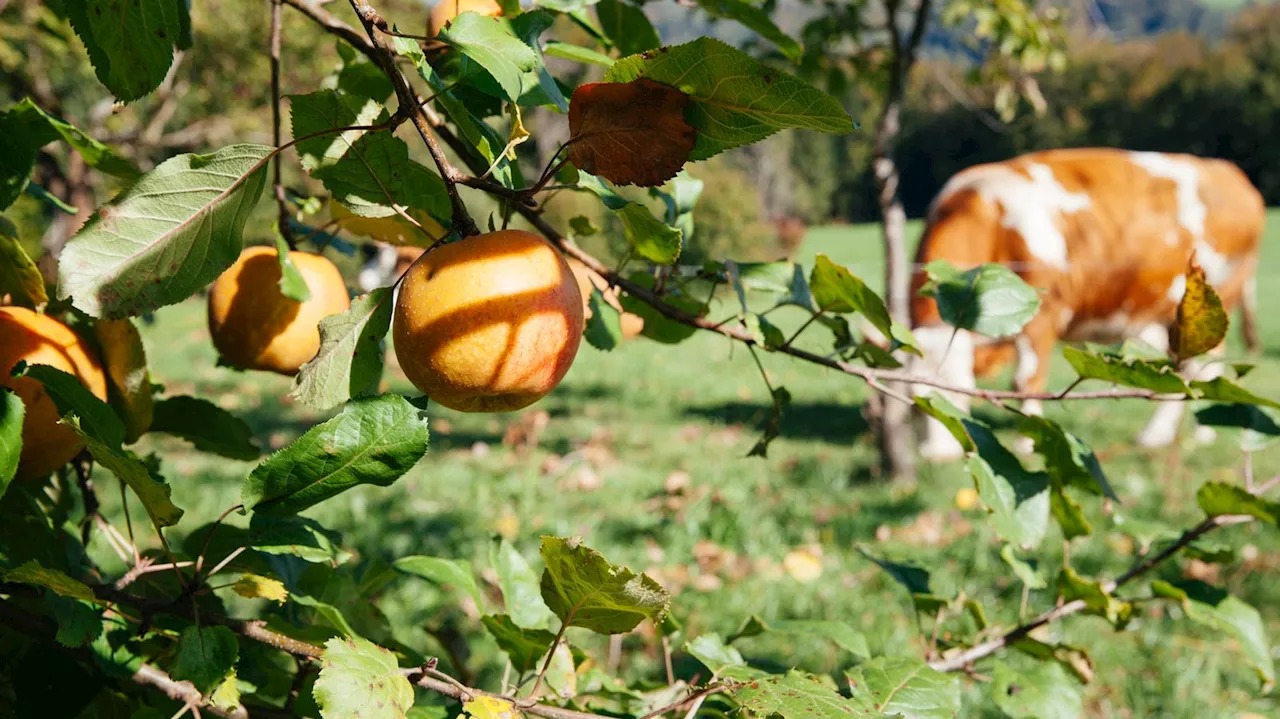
[91,212,1280,717]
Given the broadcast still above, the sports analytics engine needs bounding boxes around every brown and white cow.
[907,148,1264,461]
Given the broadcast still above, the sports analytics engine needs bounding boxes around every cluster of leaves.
[1,0,1279,717]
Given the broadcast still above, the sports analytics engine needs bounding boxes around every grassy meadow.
[87,211,1280,717]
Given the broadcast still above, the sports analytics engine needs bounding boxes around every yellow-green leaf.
[0,217,47,309]
[2,560,96,602]
[463,696,522,719]
[93,319,154,443]
[1171,257,1228,362]
[232,574,289,604]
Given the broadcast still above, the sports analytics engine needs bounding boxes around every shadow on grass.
[683,400,872,446]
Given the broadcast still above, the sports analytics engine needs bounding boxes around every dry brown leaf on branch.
[1170,253,1228,363]
[566,78,696,187]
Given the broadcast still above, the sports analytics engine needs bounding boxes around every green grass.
[92,211,1280,717]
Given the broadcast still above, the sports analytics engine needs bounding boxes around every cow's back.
[910,149,1263,346]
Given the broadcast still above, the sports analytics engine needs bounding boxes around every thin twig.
[526,604,578,702]
[270,0,297,249]
[196,503,245,576]
[346,0,479,237]
[635,684,731,719]
[929,513,1256,673]
[73,451,98,546]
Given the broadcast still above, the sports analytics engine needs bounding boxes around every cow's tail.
[1241,273,1260,355]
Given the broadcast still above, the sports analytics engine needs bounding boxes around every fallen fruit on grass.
[393,230,584,412]
[955,487,980,511]
[427,0,502,36]
[207,246,351,375]
[566,256,645,340]
[0,307,108,480]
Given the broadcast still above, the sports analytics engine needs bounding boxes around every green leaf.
[760,619,869,658]
[913,395,976,453]
[618,204,682,264]
[393,555,483,607]
[1190,377,1280,409]
[1010,638,1095,685]
[694,0,801,60]
[45,594,103,648]
[293,593,359,637]
[440,13,541,103]
[481,614,557,673]
[274,236,312,302]
[1196,482,1279,525]
[1000,545,1047,589]
[9,99,140,179]
[1014,414,1114,498]
[965,421,1050,549]
[1152,579,1274,689]
[539,536,670,634]
[747,386,791,458]
[856,549,949,615]
[920,261,1041,338]
[1057,566,1130,627]
[596,0,661,56]
[25,363,126,450]
[65,0,180,101]
[93,318,153,444]
[170,626,238,696]
[291,287,393,410]
[509,12,569,111]
[393,36,518,188]
[250,514,353,565]
[491,538,555,629]
[2,560,95,602]
[617,272,702,344]
[69,418,184,528]
[604,37,852,160]
[731,670,855,719]
[0,110,39,210]
[809,254,896,344]
[1194,403,1280,435]
[150,396,261,460]
[684,633,744,674]
[0,217,48,309]
[991,660,1083,719]
[57,144,271,319]
[291,91,450,224]
[0,389,22,498]
[1050,484,1092,540]
[242,394,430,515]
[1062,346,1189,395]
[584,288,624,351]
[314,636,414,719]
[544,41,615,68]
[846,657,960,719]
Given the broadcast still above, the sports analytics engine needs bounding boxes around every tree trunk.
[871,100,918,483]
[868,0,931,483]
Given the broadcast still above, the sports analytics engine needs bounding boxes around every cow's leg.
[1012,316,1057,454]
[1241,275,1260,355]
[909,324,977,462]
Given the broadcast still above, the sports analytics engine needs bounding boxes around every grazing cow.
[358,244,424,292]
[907,148,1264,461]
[774,216,809,260]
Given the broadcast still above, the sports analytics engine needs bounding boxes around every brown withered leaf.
[567,79,696,187]
[1170,254,1228,363]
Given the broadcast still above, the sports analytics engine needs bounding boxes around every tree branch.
[929,513,1256,673]
[269,0,297,250]
[345,0,479,237]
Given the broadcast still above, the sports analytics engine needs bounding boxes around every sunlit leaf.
[1170,256,1228,362]
[1152,579,1274,689]
[1014,414,1113,498]
[291,288,393,410]
[731,670,855,719]
[604,37,852,160]
[1061,346,1189,395]
[57,144,271,319]
[64,0,182,101]
[685,633,744,674]
[595,0,661,56]
[314,636,414,719]
[1057,566,1130,627]
[8,99,140,179]
[694,0,801,59]
[463,696,523,719]
[232,574,289,604]
[394,555,483,607]
[491,538,556,629]
[990,660,1083,719]
[2,560,95,602]
[242,395,429,515]
[920,261,1041,339]
[294,593,358,638]
[539,536,670,634]
[1000,545,1046,589]
[846,657,959,719]
[69,417,184,527]
[0,389,22,498]
[584,288,624,351]
[1196,482,1279,525]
